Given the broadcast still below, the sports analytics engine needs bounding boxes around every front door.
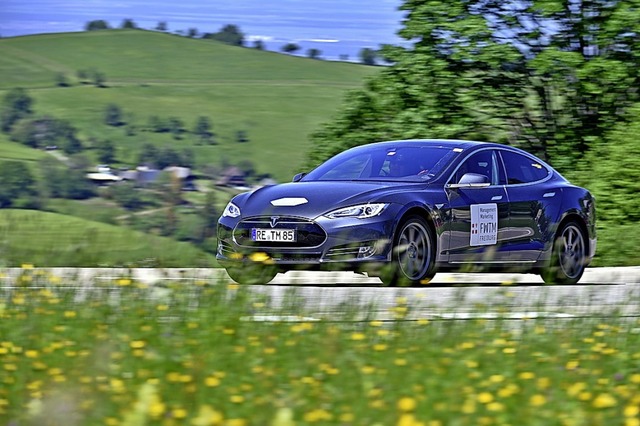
[446,149,511,264]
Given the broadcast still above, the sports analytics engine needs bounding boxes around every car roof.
[369,139,496,150]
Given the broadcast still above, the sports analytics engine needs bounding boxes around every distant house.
[119,166,197,191]
[121,166,162,186]
[164,166,197,191]
[216,166,248,188]
[86,171,122,185]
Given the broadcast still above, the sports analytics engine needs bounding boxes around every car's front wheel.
[541,220,587,285]
[379,215,436,286]
[224,265,278,285]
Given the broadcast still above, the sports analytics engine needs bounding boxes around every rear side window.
[500,150,549,184]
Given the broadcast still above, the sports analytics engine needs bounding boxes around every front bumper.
[216,212,398,268]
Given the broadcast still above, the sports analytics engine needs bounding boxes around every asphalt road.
[2,267,639,321]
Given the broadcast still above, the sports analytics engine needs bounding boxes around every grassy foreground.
[1,269,639,425]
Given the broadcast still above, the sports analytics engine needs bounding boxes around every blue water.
[0,0,407,60]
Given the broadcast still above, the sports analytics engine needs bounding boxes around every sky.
[0,0,407,59]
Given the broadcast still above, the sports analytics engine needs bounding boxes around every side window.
[452,150,498,185]
[500,150,549,184]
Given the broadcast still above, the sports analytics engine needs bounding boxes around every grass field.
[0,30,378,181]
[0,272,639,425]
[0,209,216,267]
[0,29,378,268]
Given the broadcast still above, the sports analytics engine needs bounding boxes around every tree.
[95,139,116,164]
[157,146,180,169]
[9,119,40,147]
[92,70,106,88]
[281,43,301,54]
[0,161,36,207]
[111,182,143,210]
[307,48,322,60]
[55,73,70,87]
[104,103,123,126]
[193,116,214,144]
[39,157,94,200]
[168,117,184,140]
[9,116,81,153]
[55,120,82,154]
[358,48,377,66]
[589,103,640,222]
[1,88,33,133]
[199,189,218,240]
[138,143,159,166]
[76,69,89,84]
[235,130,248,143]
[156,21,168,32]
[148,115,169,133]
[187,28,198,38]
[253,40,266,50]
[203,24,244,46]
[85,20,110,31]
[307,0,640,175]
[120,19,137,29]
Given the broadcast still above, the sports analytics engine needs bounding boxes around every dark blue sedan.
[217,140,596,285]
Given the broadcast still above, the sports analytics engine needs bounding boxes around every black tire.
[379,215,436,286]
[225,265,278,285]
[541,221,587,285]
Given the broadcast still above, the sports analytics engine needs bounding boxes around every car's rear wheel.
[379,215,436,286]
[225,265,278,285]
[541,220,587,285]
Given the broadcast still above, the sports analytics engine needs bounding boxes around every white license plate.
[251,228,297,242]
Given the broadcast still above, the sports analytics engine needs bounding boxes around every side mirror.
[292,172,307,182]
[447,173,491,189]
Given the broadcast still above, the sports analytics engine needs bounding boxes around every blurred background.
[0,0,638,268]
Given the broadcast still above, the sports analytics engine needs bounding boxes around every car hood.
[234,181,423,218]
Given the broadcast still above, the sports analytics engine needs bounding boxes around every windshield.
[303,144,460,182]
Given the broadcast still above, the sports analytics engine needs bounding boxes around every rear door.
[446,149,511,263]
[498,149,560,262]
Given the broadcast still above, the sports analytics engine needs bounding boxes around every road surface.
[2,267,638,321]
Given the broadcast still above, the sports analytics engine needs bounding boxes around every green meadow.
[0,30,377,181]
[0,271,639,425]
[0,30,377,266]
[0,209,216,267]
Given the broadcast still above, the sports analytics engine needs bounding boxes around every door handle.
[543,192,556,198]
[491,195,503,201]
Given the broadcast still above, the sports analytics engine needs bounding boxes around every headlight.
[222,201,241,218]
[324,203,388,219]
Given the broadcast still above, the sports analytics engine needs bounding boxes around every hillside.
[0,29,378,181]
[0,209,217,267]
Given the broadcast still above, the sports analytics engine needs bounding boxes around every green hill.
[0,209,217,267]
[0,29,378,181]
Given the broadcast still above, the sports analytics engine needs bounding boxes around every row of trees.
[308,0,640,223]
[104,103,250,144]
[85,20,383,64]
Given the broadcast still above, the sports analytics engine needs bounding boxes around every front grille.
[234,216,326,248]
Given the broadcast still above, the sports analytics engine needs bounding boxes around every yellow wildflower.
[397,397,417,412]
[624,405,640,417]
[592,393,617,409]
[477,392,494,404]
[530,394,547,406]
[191,405,223,426]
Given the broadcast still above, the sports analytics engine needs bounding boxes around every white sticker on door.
[470,203,498,246]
